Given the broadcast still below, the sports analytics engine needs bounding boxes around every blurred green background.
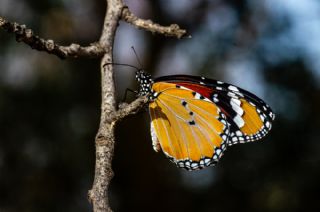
[1,0,320,211]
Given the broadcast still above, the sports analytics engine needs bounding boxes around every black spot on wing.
[182,101,187,107]
[188,120,196,125]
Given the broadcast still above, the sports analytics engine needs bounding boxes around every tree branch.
[0,16,105,59]
[0,6,188,59]
[87,0,122,211]
[116,96,149,120]
[121,6,188,38]
[87,2,188,210]
[1,2,188,212]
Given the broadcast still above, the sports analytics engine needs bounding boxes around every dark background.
[1,0,320,211]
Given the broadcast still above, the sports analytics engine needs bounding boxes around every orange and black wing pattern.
[149,82,229,170]
[135,71,275,170]
[153,75,275,146]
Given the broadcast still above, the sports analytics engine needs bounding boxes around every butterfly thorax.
[135,70,154,98]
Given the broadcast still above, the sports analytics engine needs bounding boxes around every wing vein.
[156,96,218,161]
[156,98,196,160]
[155,99,187,159]
[152,102,175,156]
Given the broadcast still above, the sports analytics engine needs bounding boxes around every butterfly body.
[135,70,275,171]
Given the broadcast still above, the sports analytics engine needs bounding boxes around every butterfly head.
[135,69,154,96]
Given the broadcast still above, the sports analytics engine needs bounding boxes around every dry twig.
[121,6,188,38]
[0,16,105,59]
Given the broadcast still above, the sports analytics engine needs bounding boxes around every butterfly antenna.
[131,46,143,69]
[103,62,140,71]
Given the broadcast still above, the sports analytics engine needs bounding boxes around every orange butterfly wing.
[157,76,274,146]
[207,84,274,145]
[135,72,275,170]
[149,82,229,170]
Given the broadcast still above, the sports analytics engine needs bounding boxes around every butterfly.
[135,70,275,171]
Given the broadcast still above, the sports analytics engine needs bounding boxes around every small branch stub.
[121,6,188,38]
[116,96,149,120]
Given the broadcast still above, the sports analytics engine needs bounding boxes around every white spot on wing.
[233,115,245,128]
[191,163,198,168]
[228,85,239,92]
[231,98,241,106]
[150,122,160,152]
[227,92,238,98]
[230,98,244,116]
[194,93,202,99]
[266,121,271,129]
[235,131,243,136]
[215,149,222,155]
[222,135,227,141]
